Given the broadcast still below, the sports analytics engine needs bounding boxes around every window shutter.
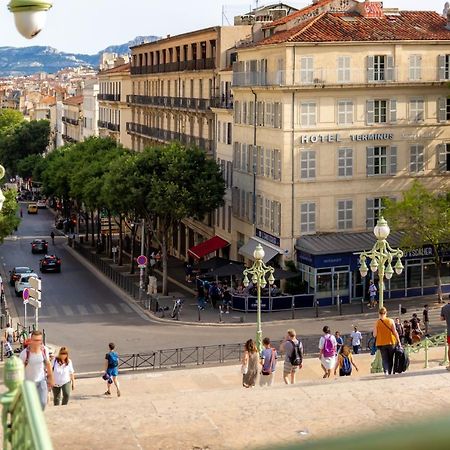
[389,99,397,123]
[438,144,447,171]
[227,161,233,187]
[438,98,447,123]
[257,146,263,176]
[386,56,394,81]
[270,201,275,231]
[438,55,446,80]
[390,146,397,175]
[233,142,237,169]
[366,198,374,228]
[271,150,275,179]
[274,149,281,180]
[408,55,414,80]
[367,56,375,82]
[367,147,375,176]
[366,100,374,125]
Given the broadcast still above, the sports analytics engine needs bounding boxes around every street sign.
[28,298,41,309]
[29,277,41,291]
[28,287,41,300]
[22,288,29,301]
[137,255,147,266]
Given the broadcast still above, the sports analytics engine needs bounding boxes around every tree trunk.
[90,210,95,247]
[107,211,113,258]
[162,230,168,296]
[436,256,444,303]
[130,224,137,274]
[118,215,123,266]
[84,211,89,241]
[96,209,101,242]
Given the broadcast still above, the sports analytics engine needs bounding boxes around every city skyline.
[0,0,447,54]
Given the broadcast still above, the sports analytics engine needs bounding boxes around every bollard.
[360,298,364,314]
[338,297,342,316]
[198,306,201,322]
[291,298,295,320]
[424,337,429,369]
[398,303,401,317]
[219,305,223,323]
[315,299,319,318]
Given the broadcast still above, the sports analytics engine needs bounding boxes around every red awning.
[188,236,230,259]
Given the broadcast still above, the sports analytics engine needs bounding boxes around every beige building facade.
[62,95,83,144]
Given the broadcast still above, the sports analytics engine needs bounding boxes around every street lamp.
[242,244,275,352]
[0,165,5,211]
[7,0,52,39]
[359,216,404,373]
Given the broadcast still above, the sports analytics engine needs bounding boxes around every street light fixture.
[0,165,5,211]
[7,0,52,39]
[358,216,404,373]
[242,244,275,353]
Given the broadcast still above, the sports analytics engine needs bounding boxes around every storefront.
[296,232,450,306]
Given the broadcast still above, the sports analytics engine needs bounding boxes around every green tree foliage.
[0,189,20,243]
[384,181,450,302]
[16,154,46,180]
[0,109,23,135]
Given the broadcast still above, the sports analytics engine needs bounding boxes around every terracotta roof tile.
[99,63,131,75]
[63,95,84,106]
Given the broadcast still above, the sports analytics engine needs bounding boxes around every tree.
[0,189,20,243]
[384,181,450,302]
[0,109,23,135]
[17,154,46,180]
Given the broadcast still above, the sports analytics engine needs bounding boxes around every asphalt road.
[1,205,445,374]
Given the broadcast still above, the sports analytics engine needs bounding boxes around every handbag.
[241,365,248,375]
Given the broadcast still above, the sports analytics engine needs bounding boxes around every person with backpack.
[52,346,75,406]
[319,326,337,379]
[3,322,15,345]
[19,330,54,410]
[103,342,120,397]
[280,329,303,384]
[334,345,359,377]
[259,337,277,387]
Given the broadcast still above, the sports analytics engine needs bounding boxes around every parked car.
[15,272,39,297]
[40,255,61,273]
[36,199,46,209]
[9,266,33,286]
[27,203,38,214]
[31,239,48,254]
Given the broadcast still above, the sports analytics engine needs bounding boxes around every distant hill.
[0,35,159,76]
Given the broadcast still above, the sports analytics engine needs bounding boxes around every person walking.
[403,320,412,345]
[103,342,120,397]
[373,307,401,375]
[241,339,258,388]
[350,326,362,354]
[410,313,423,343]
[259,337,277,387]
[335,331,344,354]
[423,305,430,336]
[4,322,14,345]
[19,330,54,410]
[394,318,404,344]
[368,280,377,308]
[50,231,55,245]
[280,329,303,385]
[440,296,450,371]
[319,326,337,379]
[52,347,75,406]
[334,345,359,377]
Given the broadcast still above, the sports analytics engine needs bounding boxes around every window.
[409,99,424,122]
[300,102,316,126]
[226,123,232,145]
[367,99,396,124]
[410,144,424,173]
[366,197,388,229]
[273,102,282,128]
[338,148,353,177]
[300,57,314,83]
[367,146,397,176]
[217,121,221,142]
[438,54,450,80]
[409,55,422,81]
[300,150,316,179]
[337,100,353,124]
[234,101,241,124]
[438,143,450,172]
[368,55,394,82]
[300,202,316,234]
[437,98,450,122]
[337,200,352,230]
[265,102,274,127]
[337,56,351,82]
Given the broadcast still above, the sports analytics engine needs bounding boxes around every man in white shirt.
[19,330,54,410]
[350,326,362,354]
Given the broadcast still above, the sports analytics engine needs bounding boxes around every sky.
[0,0,447,54]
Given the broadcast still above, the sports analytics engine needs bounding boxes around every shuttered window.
[409,55,422,81]
[410,144,424,173]
[337,100,353,124]
[338,148,353,177]
[438,55,450,80]
[367,146,397,176]
[300,57,314,83]
[300,102,316,126]
[300,150,316,179]
[300,202,316,234]
[337,56,351,82]
[337,200,353,230]
[409,99,424,123]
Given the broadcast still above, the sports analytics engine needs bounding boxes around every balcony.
[98,93,121,102]
[62,116,79,125]
[210,96,233,109]
[98,120,120,132]
[232,66,445,87]
[126,122,214,154]
[126,95,211,112]
[62,134,77,143]
[130,58,215,76]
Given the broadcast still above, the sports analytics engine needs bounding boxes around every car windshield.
[16,267,31,273]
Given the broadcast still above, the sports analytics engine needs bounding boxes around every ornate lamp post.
[359,216,404,373]
[242,244,275,353]
[6,0,52,39]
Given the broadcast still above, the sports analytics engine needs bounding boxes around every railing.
[126,95,211,112]
[130,58,215,75]
[210,96,233,109]
[98,93,120,101]
[97,120,120,132]
[405,331,449,369]
[1,357,54,449]
[61,116,79,125]
[61,134,78,143]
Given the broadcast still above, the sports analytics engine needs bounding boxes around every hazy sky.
[0,0,447,54]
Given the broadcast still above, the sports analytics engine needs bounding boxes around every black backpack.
[288,340,303,366]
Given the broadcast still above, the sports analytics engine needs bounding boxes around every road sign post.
[137,254,147,302]
[22,288,29,328]
[29,277,42,330]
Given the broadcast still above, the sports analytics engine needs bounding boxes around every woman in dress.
[52,346,75,406]
[241,339,259,388]
[319,326,337,379]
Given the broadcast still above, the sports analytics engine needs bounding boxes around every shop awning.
[239,237,283,263]
[188,236,230,259]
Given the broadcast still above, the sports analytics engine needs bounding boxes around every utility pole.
[138,219,145,301]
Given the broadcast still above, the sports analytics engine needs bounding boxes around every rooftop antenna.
[222,4,232,25]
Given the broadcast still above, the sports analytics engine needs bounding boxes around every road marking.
[91,304,103,315]
[76,304,89,315]
[104,303,119,314]
[119,303,133,313]
[44,305,58,317]
[61,305,74,316]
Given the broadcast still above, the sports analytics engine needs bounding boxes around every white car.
[36,199,46,209]
[15,273,39,297]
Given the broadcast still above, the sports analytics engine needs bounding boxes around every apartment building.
[62,95,83,143]
[127,25,252,259]
[231,0,450,301]
[98,63,132,149]
[82,80,99,140]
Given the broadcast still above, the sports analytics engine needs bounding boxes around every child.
[334,345,359,377]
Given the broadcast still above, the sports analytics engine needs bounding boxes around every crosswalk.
[39,302,134,318]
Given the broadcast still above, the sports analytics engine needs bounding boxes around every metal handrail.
[405,332,449,369]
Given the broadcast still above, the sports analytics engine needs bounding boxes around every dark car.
[39,255,61,273]
[9,266,33,286]
[31,239,48,254]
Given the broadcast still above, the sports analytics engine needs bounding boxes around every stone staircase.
[42,347,450,450]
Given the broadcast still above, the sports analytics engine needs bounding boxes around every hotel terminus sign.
[300,133,394,144]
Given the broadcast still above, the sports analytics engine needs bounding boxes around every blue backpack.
[341,355,352,375]
[108,352,119,368]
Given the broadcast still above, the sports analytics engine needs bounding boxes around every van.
[27,203,38,214]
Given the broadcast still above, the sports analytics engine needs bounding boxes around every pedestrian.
[350,326,362,354]
[334,345,359,377]
[403,320,412,345]
[52,346,75,406]
[394,318,404,343]
[259,337,277,387]
[440,295,450,371]
[241,339,258,388]
[50,231,55,245]
[103,342,120,397]
[222,285,232,313]
[280,329,303,384]
[184,261,193,283]
[319,326,337,379]
[410,313,423,343]
[4,322,15,345]
[335,331,344,354]
[373,307,402,375]
[423,305,430,336]
[19,330,54,410]
[20,208,23,218]
[368,280,377,308]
